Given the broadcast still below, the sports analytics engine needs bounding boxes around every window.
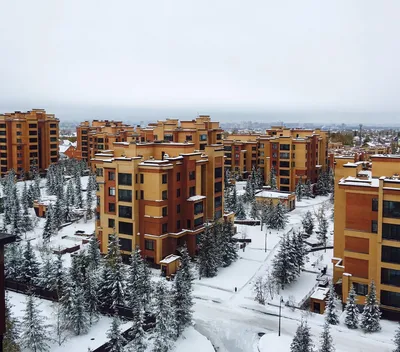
[353,282,368,296]
[194,202,203,215]
[0,139,5,143]
[50,130,57,135]
[280,144,290,150]
[280,178,290,185]
[224,146,232,151]
[0,124,5,128]
[29,130,37,136]
[194,217,204,227]
[280,186,289,192]
[186,135,192,141]
[51,151,58,156]
[176,172,181,182]
[381,290,400,308]
[119,221,133,235]
[280,161,290,168]
[50,144,57,149]
[29,145,37,150]
[177,204,181,213]
[162,190,168,200]
[279,169,290,176]
[28,123,37,128]
[108,171,115,181]
[189,171,196,180]
[381,268,400,287]
[162,223,168,233]
[215,167,222,178]
[119,205,132,218]
[145,240,154,251]
[50,137,57,142]
[140,190,144,200]
[215,209,222,219]
[140,174,144,184]
[383,223,400,241]
[383,201,400,218]
[96,168,104,177]
[272,143,278,149]
[162,207,168,217]
[108,218,115,228]
[216,134,222,140]
[162,174,168,184]
[108,187,116,196]
[371,220,378,233]
[50,123,57,128]
[189,186,195,197]
[215,182,222,193]
[119,238,132,252]
[16,131,21,136]
[118,173,132,186]
[176,188,181,197]
[382,245,400,264]
[200,134,207,141]
[177,220,181,229]
[280,152,290,159]
[215,196,222,208]
[118,189,132,202]
[372,198,378,211]
[108,203,116,212]
[164,134,173,141]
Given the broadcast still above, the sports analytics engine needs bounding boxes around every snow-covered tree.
[302,211,314,235]
[129,297,146,352]
[244,177,255,203]
[253,276,268,305]
[269,167,277,190]
[87,234,101,271]
[21,199,33,234]
[53,195,64,229]
[37,254,55,290]
[393,323,400,352]
[291,231,308,275]
[325,282,339,325]
[20,241,40,285]
[272,234,298,290]
[317,171,330,196]
[198,225,218,278]
[304,180,313,198]
[20,293,51,352]
[255,167,264,189]
[106,317,126,352]
[318,213,329,250]
[86,173,95,219]
[42,204,54,242]
[4,242,23,280]
[70,285,90,335]
[296,176,304,201]
[360,281,381,333]
[153,281,175,352]
[4,294,20,352]
[52,302,68,346]
[179,242,194,284]
[84,269,100,325]
[290,320,313,352]
[344,284,358,329]
[270,202,288,230]
[250,198,259,220]
[319,322,335,352]
[75,175,83,208]
[66,180,75,209]
[220,220,238,267]
[33,169,41,201]
[10,187,23,239]
[235,198,246,219]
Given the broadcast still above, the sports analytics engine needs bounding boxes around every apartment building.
[223,127,329,192]
[333,155,400,316]
[0,109,59,177]
[92,139,225,265]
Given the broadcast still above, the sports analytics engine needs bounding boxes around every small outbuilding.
[160,254,181,277]
[255,187,296,211]
[309,286,329,314]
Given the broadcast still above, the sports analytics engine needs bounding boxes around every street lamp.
[264,230,271,253]
[278,296,284,336]
[0,233,16,350]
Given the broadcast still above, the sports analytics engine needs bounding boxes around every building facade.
[333,155,400,315]
[0,109,59,177]
[223,127,329,192]
[93,139,225,265]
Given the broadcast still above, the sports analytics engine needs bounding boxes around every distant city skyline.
[1,1,400,124]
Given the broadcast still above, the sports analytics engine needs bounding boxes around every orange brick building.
[0,109,59,177]
[333,155,400,316]
[93,138,225,265]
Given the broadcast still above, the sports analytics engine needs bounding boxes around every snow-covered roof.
[160,254,181,264]
[187,195,206,202]
[59,145,72,153]
[310,287,329,301]
[255,190,292,199]
[339,176,379,188]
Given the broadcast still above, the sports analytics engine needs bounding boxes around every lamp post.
[0,233,16,351]
[278,296,284,336]
[264,230,271,253]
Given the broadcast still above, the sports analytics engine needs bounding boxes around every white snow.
[310,287,329,301]
[255,190,292,199]
[172,326,214,352]
[187,195,207,202]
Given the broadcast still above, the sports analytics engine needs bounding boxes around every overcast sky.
[1,1,399,123]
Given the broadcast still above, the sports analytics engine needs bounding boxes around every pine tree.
[87,234,101,271]
[20,293,51,352]
[20,241,40,285]
[198,225,218,278]
[21,199,33,234]
[37,254,55,290]
[53,195,64,229]
[304,180,313,198]
[11,187,23,239]
[4,294,20,352]
[296,177,304,201]
[172,260,194,337]
[344,284,359,329]
[106,318,126,352]
[51,252,66,294]
[302,211,314,235]
[325,282,339,325]
[67,180,75,209]
[393,323,400,352]
[272,234,298,289]
[70,285,90,335]
[33,169,41,201]
[98,263,114,309]
[28,183,35,207]
[22,181,30,209]
[290,320,313,352]
[230,186,238,212]
[319,322,335,352]
[270,202,288,230]
[317,214,329,250]
[129,298,146,352]
[4,242,23,280]
[42,204,54,242]
[75,175,83,208]
[59,277,74,331]
[235,198,246,220]
[244,177,254,203]
[153,281,175,352]
[253,276,267,305]
[291,231,308,275]
[84,269,100,325]
[52,301,68,346]
[220,220,238,267]
[250,198,259,220]
[256,167,264,189]
[360,280,381,333]
[269,167,277,190]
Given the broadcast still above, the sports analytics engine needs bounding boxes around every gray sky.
[1,0,399,122]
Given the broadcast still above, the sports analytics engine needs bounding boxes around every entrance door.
[313,302,321,313]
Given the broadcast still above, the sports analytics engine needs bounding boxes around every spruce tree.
[153,281,175,352]
[318,214,329,250]
[4,242,23,280]
[33,169,41,201]
[4,295,20,352]
[302,211,314,235]
[106,317,126,352]
[53,301,68,347]
[271,202,289,230]
[250,198,259,220]
[11,187,23,239]
[98,262,114,309]
[235,199,246,220]
[53,195,64,229]
[393,323,400,352]
[220,220,238,267]
[84,269,100,325]
[70,285,90,335]
[344,284,359,329]
[319,322,335,352]
[51,252,66,294]
[244,178,254,203]
[230,186,238,212]
[198,225,218,278]
[20,241,40,285]
[75,175,83,208]
[21,200,33,234]
[67,180,75,209]
[87,234,101,271]
[360,280,381,333]
[325,282,339,325]
[290,320,313,352]
[272,234,298,289]
[129,298,146,352]
[37,254,55,290]
[304,180,313,198]
[20,293,51,352]
[42,204,54,243]
[292,231,308,274]
[296,176,304,201]
[269,167,277,190]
